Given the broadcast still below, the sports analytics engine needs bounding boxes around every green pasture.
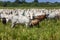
[0,19,60,40]
[0,7,60,9]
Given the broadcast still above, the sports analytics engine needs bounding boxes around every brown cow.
[29,19,40,28]
[34,14,48,21]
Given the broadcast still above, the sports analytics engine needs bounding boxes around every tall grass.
[0,19,60,40]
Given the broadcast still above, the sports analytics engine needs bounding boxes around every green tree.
[14,0,21,4]
[0,1,4,7]
[3,2,7,7]
[22,0,26,3]
[34,0,38,3]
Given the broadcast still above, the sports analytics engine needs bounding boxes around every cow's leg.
[37,22,40,28]
[11,22,16,28]
[25,23,28,28]
[11,24,13,28]
[11,23,14,28]
[29,23,33,28]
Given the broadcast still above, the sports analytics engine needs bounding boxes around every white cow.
[11,12,31,28]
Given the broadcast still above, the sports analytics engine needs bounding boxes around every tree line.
[0,0,60,7]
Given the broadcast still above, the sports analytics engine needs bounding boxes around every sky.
[0,0,60,3]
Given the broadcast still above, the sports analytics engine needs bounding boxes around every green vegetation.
[0,0,60,40]
[0,0,60,7]
[0,7,60,9]
[0,19,60,40]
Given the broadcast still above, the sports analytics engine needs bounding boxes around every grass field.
[0,7,60,40]
[0,19,60,40]
[0,7,60,9]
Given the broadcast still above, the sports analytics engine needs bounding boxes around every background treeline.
[0,0,60,7]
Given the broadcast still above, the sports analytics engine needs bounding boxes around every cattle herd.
[0,8,60,28]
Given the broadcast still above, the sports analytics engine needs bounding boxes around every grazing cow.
[47,12,57,19]
[2,17,6,25]
[11,14,31,28]
[1,8,60,28]
[34,14,48,21]
[30,19,40,27]
[34,11,48,21]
